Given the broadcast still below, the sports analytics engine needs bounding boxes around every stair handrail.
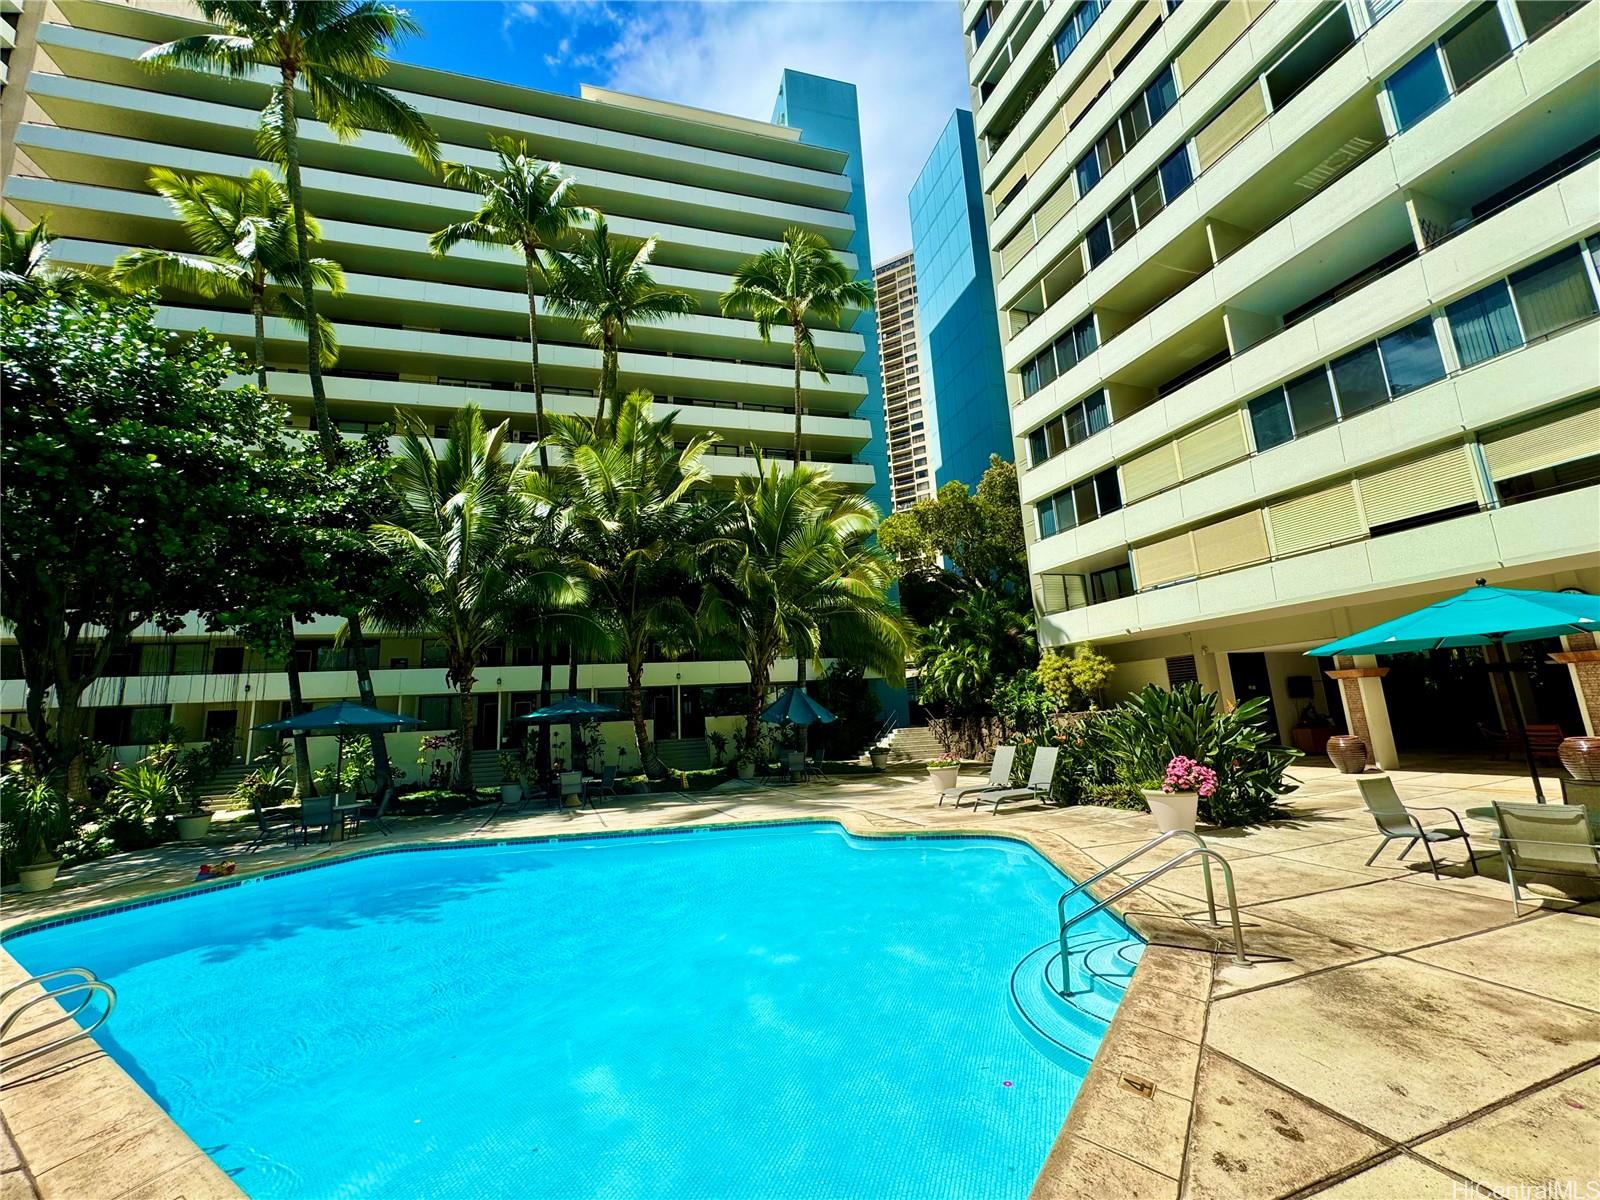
[1060,847,1248,972]
[1056,829,1218,930]
[1,968,117,1069]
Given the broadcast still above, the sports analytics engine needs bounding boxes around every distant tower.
[873,251,933,511]
[908,108,1010,491]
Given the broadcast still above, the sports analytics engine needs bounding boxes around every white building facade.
[965,0,1600,760]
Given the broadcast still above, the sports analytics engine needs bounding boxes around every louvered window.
[1482,401,1600,480]
[1174,0,1250,88]
[1266,482,1363,556]
[1122,441,1181,501]
[1176,411,1250,477]
[1194,83,1267,170]
[1166,655,1199,686]
[1193,510,1270,572]
[1357,445,1482,530]
[1131,531,1198,587]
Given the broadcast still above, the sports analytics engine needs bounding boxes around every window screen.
[1507,246,1598,342]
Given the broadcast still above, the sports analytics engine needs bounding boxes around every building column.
[1551,632,1600,736]
[1329,655,1398,769]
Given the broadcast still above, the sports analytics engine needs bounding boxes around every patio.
[2,757,1596,1200]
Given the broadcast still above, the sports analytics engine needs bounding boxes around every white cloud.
[507,1,971,258]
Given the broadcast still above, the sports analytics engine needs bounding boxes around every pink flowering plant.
[1161,755,1217,799]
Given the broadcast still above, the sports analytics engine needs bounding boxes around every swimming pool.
[6,822,1142,1199]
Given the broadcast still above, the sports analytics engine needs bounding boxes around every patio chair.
[558,771,590,811]
[1493,802,1600,916]
[295,796,336,845]
[362,784,398,836]
[242,794,296,853]
[588,764,619,803]
[1356,776,1477,879]
[980,746,1060,814]
[938,745,1017,807]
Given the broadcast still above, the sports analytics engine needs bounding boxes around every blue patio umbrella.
[506,696,629,724]
[760,687,837,727]
[257,701,421,790]
[1306,581,1600,799]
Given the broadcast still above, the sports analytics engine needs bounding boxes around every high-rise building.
[873,251,933,510]
[908,108,1010,491]
[0,2,888,772]
[965,0,1600,759]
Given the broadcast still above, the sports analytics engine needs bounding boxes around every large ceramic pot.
[929,765,960,791]
[868,748,890,771]
[736,761,756,781]
[1326,734,1368,774]
[1142,788,1198,834]
[1558,736,1600,781]
[17,861,61,893]
[499,782,523,806]
[175,812,214,841]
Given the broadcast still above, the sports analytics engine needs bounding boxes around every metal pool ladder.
[1,968,117,1068]
[1055,830,1248,972]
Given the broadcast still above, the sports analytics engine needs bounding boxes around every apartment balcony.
[1037,484,1600,646]
[1016,151,1600,500]
[5,177,866,322]
[32,17,855,224]
[260,373,875,459]
[1027,322,1599,577]
[8,123,858,279]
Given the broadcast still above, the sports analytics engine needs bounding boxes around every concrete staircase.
[469,749,506,787]
[884,726,944,763]
[654,738,711,772]
[200,763,252,805]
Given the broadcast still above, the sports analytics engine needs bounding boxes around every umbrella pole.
[1493,636,1545,803]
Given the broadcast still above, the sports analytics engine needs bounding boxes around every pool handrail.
[1,967,117,1069]
[1055,829,1218,931]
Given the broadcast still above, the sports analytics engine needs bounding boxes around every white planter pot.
[929,766,960,790]
[175,812,214,841]
[17,861,61,893]
[869,750,890,770]
[737,761,756,781]
[1143,788,1198,834]
[500,782,522,805]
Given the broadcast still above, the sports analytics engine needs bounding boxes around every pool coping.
[0,813,1221,1200]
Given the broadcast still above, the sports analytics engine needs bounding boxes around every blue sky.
[401,1,970,255]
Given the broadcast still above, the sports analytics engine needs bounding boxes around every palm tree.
[529,393,725,772]
[143,2,439,803]
[113,169,345,802]
[708,458,910,754]
[720,226,875,461]
[141,1,439,462]
[366,405,580,793]
[1,214,112,302]
[543,216,695,425]
[113,169,343,393]
[429,138,588,475]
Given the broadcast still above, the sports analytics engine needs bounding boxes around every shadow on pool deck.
[2,759,1597,1200]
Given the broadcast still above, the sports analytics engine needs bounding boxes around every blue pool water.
[7,823,1141,1199]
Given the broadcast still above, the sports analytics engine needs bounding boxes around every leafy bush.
[1096,683,1299,826]
[1037,644,1116,710]
[993,670,1054,737]
[0,765,68,875]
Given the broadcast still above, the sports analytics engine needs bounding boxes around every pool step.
[1008,934,1143,1072]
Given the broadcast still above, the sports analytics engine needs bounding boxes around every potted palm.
[928,755,961,791]
[4,769,68,892]
[1141,756,1217,834]
[497,749,526,807]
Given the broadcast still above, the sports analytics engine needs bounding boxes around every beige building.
[1,0,888,775]
[965,0,1600,762]
[874,250,934,510]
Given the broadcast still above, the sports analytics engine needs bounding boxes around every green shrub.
[1096,683,1299,826]
[993,670,1054,737]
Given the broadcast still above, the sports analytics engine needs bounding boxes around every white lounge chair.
[1493,802,1600,916]
[983,746,1060,813]
[939,745,1016,807]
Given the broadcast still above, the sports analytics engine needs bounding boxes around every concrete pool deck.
[2,758,1596,1199]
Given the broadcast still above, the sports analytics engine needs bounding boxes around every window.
[1133,171,1165,226]
[1285,367,1338,437]
[1055,0,1105,64]
[1144,67,1177,123]
[1108,196,1138,249]
[1377,317,1446,394]
[420,639,449,668]
[1447,280,1523,367]
[213,647,245,675]
[1248,390,1295,452]
[1264,6,1355,109]
[1023,316,1097,398]
[1518,0,1586,40]
[1158,146,1193,203]
[1037,468,1120,539]
[973,6,992,48]
[1087,222,1113,267]
[1330,343,1389,418]
[1507,246,1598,342]
[1090,562,1135,604]
[1075,151,1101,197]
[1073,314,1098,360]
[1439,3,1512,91]
[1026,389,1108,465]
[1093,467,1122,516]
[416,695,456,730]
[1387,47,1449,130]
[1165,655,1199,685]
[1496,455,1600,505]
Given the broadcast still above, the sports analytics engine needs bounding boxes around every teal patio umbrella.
[760,687,837,727]
[257,701,421,793]
[1307,581,1600,799]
